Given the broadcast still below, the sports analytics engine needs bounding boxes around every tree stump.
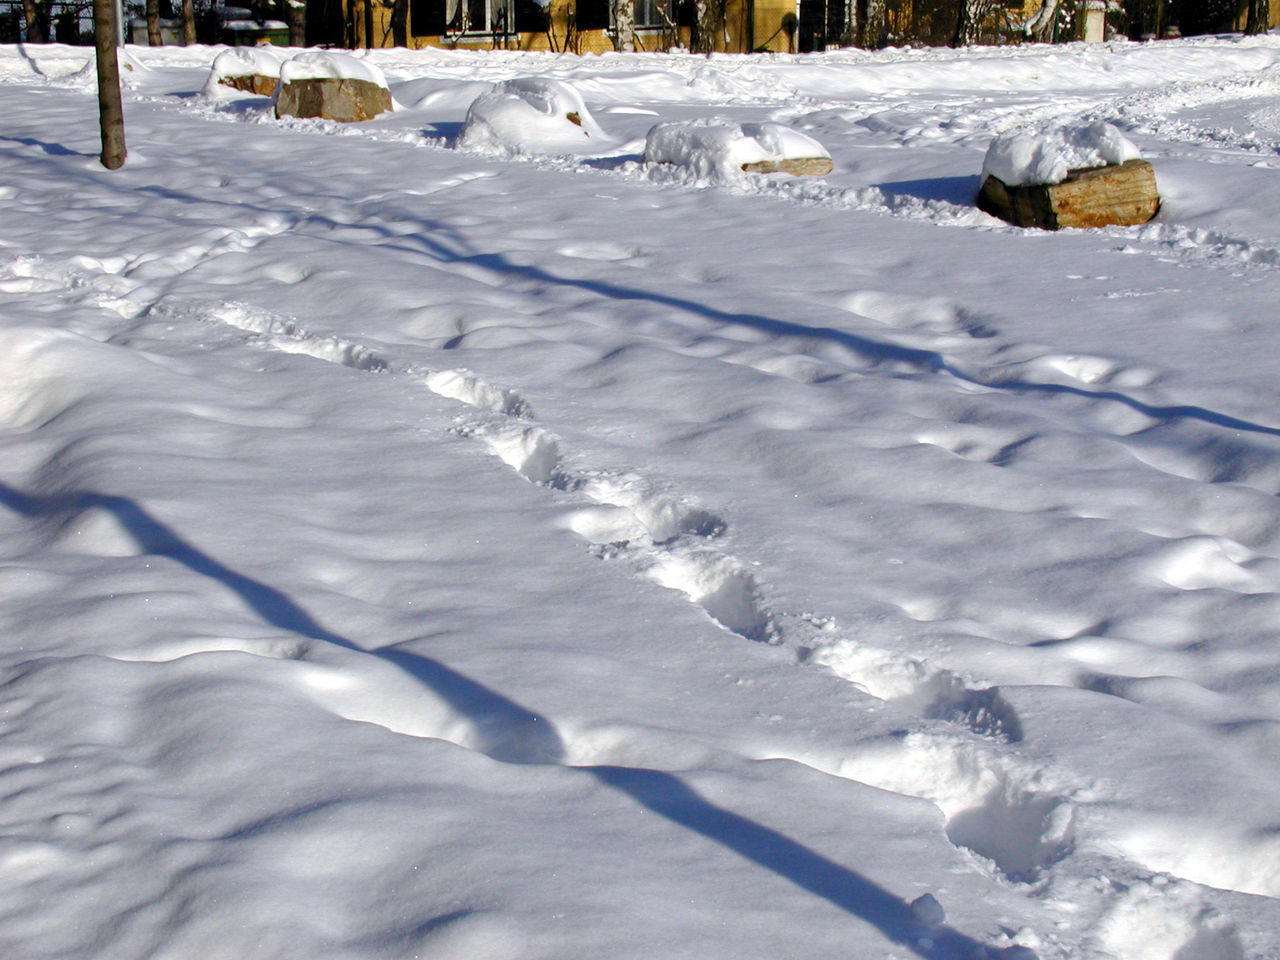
[977,158,1159,230]
[275,78,392,123]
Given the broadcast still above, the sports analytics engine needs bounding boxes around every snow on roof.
[454,78,611,157]
[643,120,830,181]
[279,52,388,88]
[982,121,1142,186]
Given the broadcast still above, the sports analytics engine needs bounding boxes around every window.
[634,0,673,28]
[410,0,447,35]
[444,0,515,33]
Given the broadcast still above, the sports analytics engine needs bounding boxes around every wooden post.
[94,0,127,170]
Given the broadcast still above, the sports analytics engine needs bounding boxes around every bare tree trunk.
[951,0,972,45]
[611,0,634,50]
[285,0,307,44]
[1246,0,1270,34]
[146,0,162,43]
[693,0,711,50]
[22,0,50,42]
[181,0,196,43]
[93,0,126,169]
[1024,0,1059,39]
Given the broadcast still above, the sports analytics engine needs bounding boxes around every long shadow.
[0,482,562,764]
[122,180,1280,442]
[8,131,1265,443]
[0,135,91,158]
[1,480,1000,958]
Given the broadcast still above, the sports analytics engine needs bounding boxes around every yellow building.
[336,0,808,54]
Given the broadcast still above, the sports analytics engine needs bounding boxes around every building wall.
[342,0,799,53]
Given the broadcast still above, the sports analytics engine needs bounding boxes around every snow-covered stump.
[274,52,391,124]
[454,79,611,157]
[978,159,1160,230]
[644,120,832,181]
[978,122,1159,230]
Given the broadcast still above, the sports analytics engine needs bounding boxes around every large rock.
[978,158,1159,230]
[275,77,392,123]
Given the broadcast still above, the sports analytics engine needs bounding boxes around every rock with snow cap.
[274,52,392,123]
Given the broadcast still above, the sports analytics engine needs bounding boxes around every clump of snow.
[454,78,610,157]
[278,51,388,88]
[201,46,285,98]
[643,119,830,181]
[910,892,946,928]
[982,121,1142,186]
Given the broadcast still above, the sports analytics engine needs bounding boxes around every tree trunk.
[146,0,162,43]
[693,0,710,50]
[611,0,634,50]
[286,0,307,44]
[93,0,126,169]
[951,0,973,45]
[1246,0,1270,33]
[181,0,196,43]
[22,0,50,42]
[1024,0,1059,39]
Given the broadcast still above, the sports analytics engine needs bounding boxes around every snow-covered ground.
[3,33,1280,960]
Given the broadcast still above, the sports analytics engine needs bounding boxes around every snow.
[982,121,1143,185]
[643,119,830,179]
[208,45,286,81]
[455,77,611,156]
[3,34,1280,960]
[278,50,389,87]
[201,46,286,98]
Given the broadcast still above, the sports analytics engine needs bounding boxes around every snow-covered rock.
[643,119,832,180]
[454,78,610,157]
[982,121,1141,186]
[275,52,392,123]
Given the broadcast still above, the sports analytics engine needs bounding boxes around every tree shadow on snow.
[0,479,1006,960]
[0,134,93,158]
[118,178,1275,443]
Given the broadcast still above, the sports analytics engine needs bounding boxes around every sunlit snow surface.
[3,34,1280,960]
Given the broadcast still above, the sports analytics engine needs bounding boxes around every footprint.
[643,549,775,643]
[811,638,1023,742]
[1036,353,1157,388]
[1152,535,1278,594]
[841,290,997,340]
[1097,877,1248,960]
[787,731,1072,883]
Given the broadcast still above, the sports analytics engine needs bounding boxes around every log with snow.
[978,121,1158,229]
[643,120,833,181]
[454,78,611,157]
[202,46,286,99]
[982,121,1142,187]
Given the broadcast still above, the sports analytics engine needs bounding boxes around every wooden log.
[977,158,1159,230]
[219,74,278,97]
[741,157,834,177]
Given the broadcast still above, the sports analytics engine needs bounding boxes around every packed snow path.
[2,37,1280,960]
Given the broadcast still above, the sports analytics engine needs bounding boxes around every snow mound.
[201,46,285,98]
[643,119,830,181]
[278,51,388,88]
[455,78,610,157]
[982,121,1141,186]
